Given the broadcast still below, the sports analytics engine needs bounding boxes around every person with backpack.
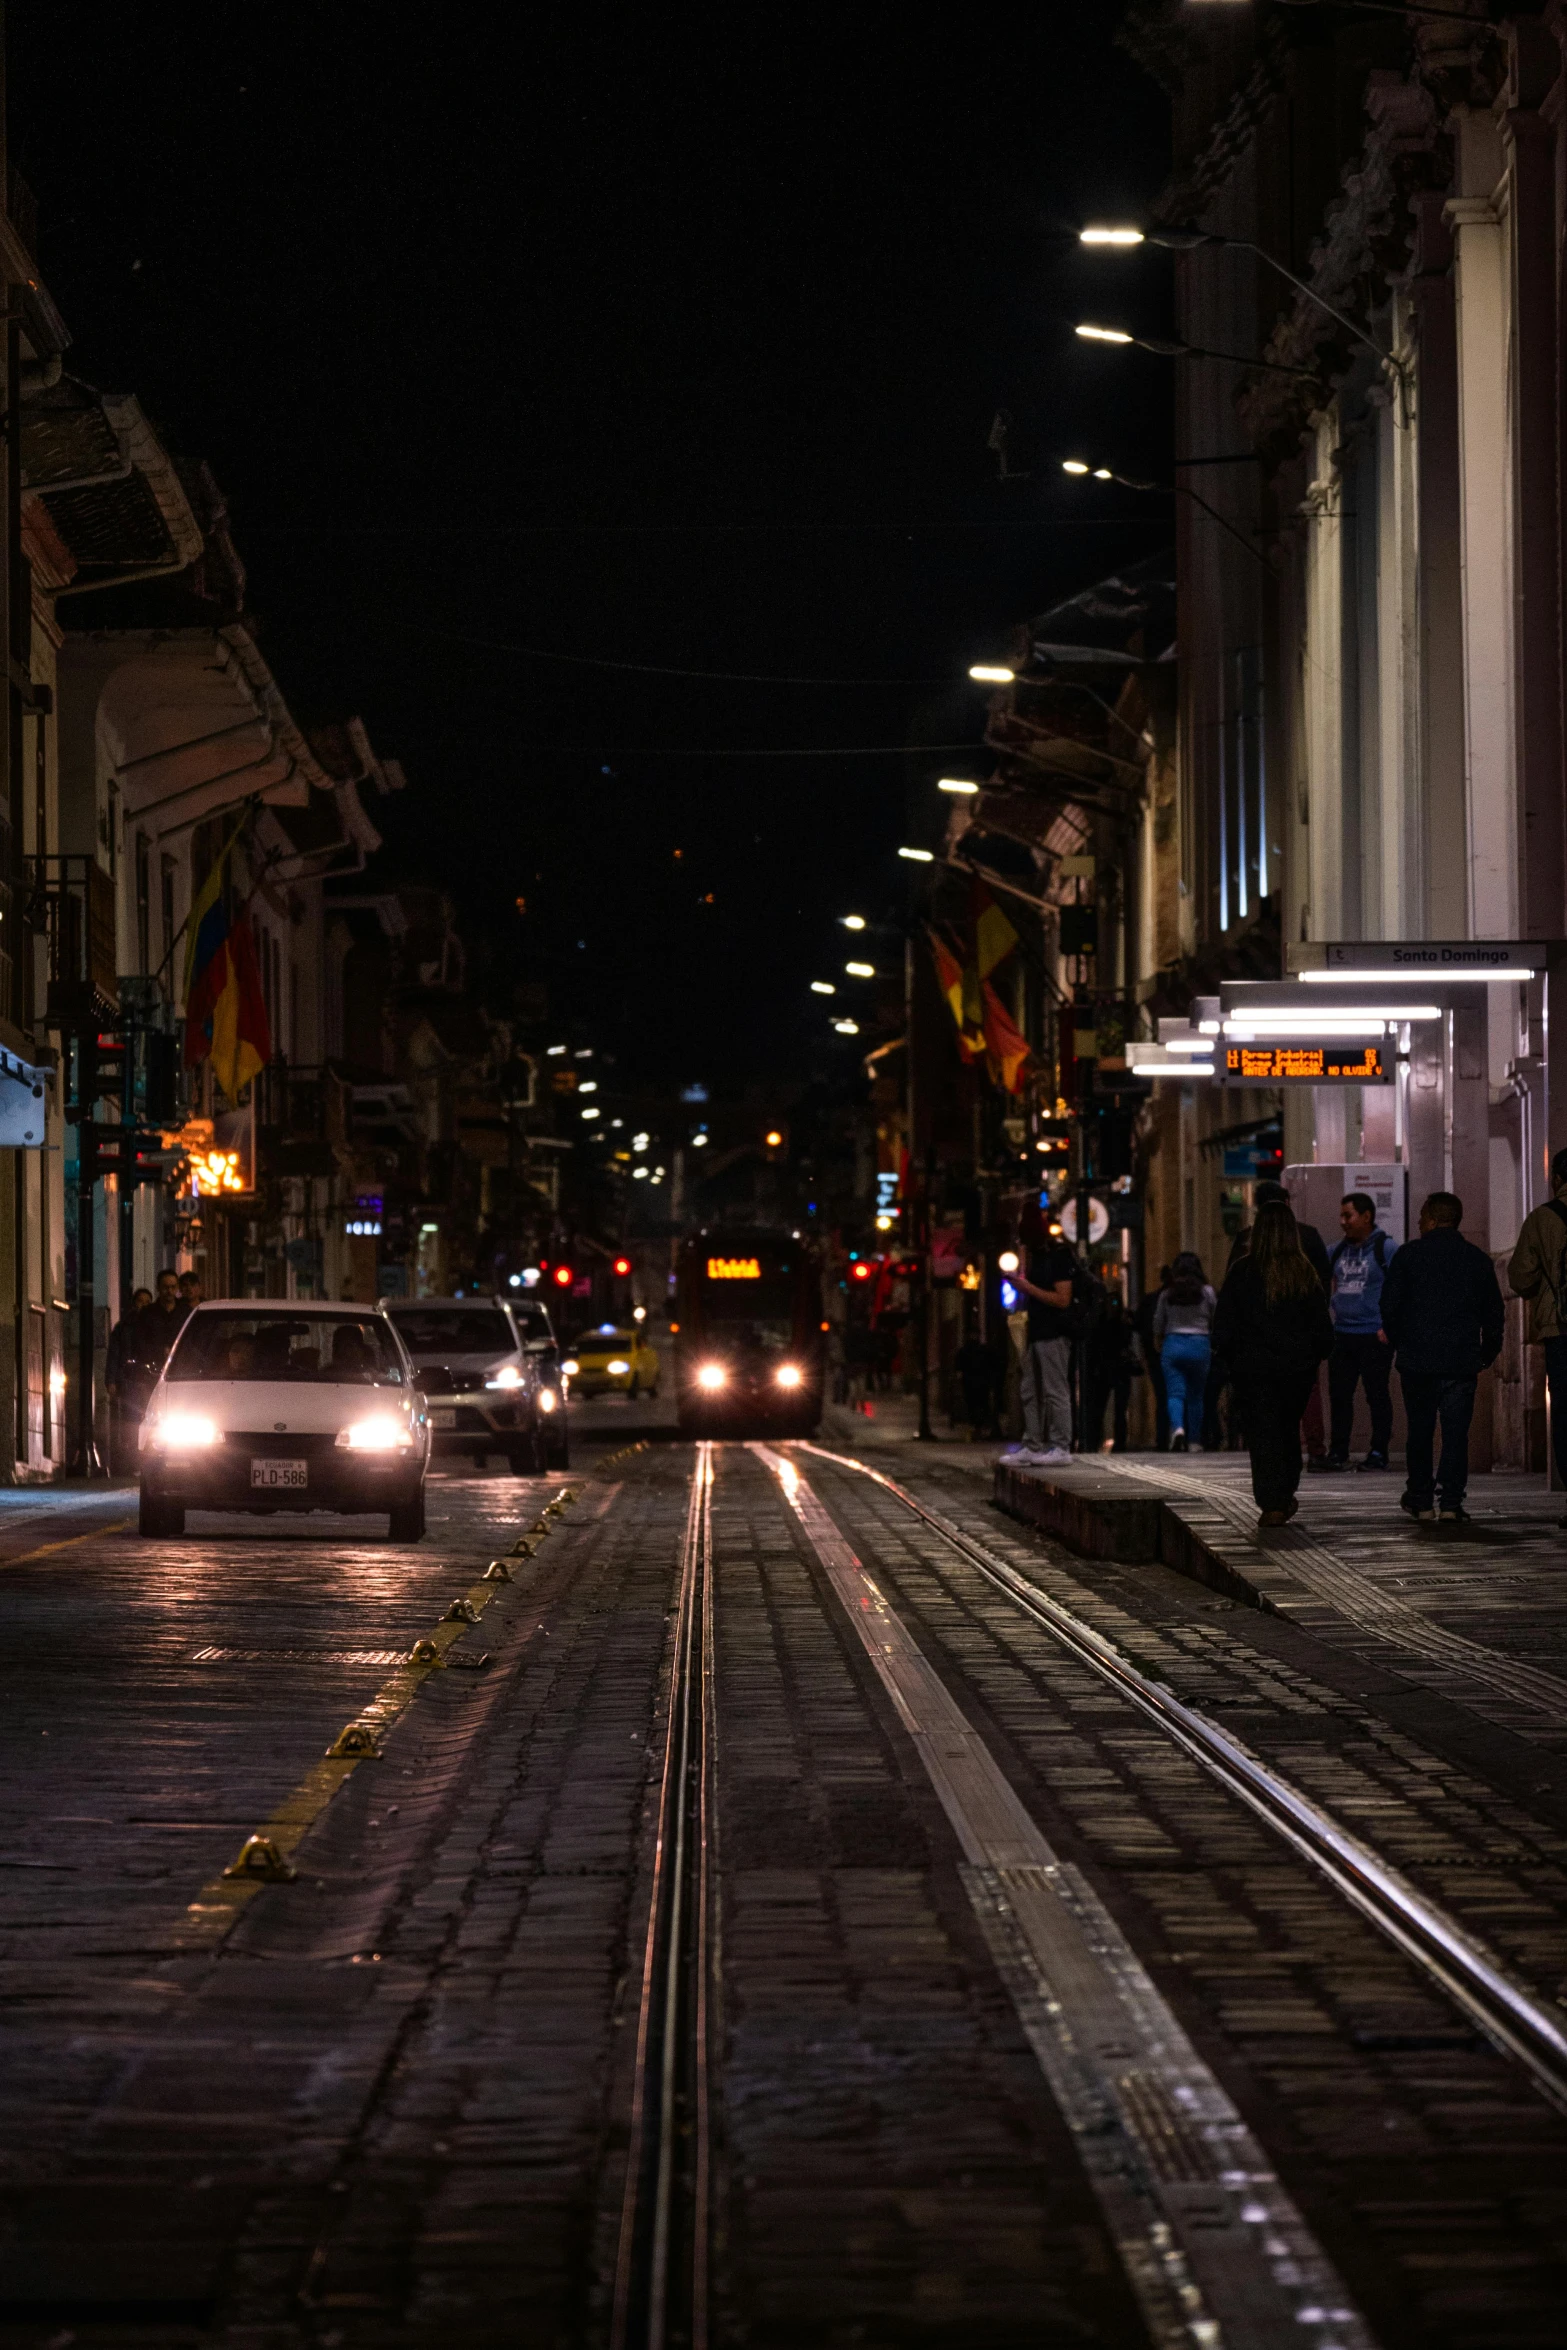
[1211,1201,1334,1525]
[1326,1191,1398,1469]
[1152,1252,1215,1453]
[1002,1204,1077,1465]
[1507,1147,1567,1517]
[1379,1191,1505,1524]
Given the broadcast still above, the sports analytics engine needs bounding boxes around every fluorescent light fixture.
[967,664,1014,684]
[1075,323,1133,345]
[938,777,979,794]
[1129,1059,1212,1077]
[1161,1036,1213,1054]
[1093,467,1113,480]
[1223,1006,1439,1031]
[841,914,867,930]
[844,961,875,978]
[578,1079,598,1093]
[898,845,935,863]
[1296,966,1538,984]
[581,1106,601,1119]
[1080,226,1144,246]
[832,1018,860,1035]
[1062,460,1090,476]
[810,980,836,994]
[546,1044,567,1056]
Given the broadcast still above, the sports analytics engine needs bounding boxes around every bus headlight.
[696,1363,727,1391]
[775,1364,803,1389]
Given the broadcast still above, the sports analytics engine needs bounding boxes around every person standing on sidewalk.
[1378,1192,1504,1525]
[1002,1209,1076,1465]
[1211,1201,1333,1526]
[1326,1192,1397,1470]
[1506,1148,1567,1521]
[1152,1253,1214,1454]
[1228,1178,1333,1468]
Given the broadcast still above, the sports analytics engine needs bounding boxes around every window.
[167,1311,406,1385]
[388,1307,514,1355]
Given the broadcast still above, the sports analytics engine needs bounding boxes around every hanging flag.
[974,885,1018,980]
[928,931,985,1060]
[184,836,272,1098]
[982,979,1032,1095]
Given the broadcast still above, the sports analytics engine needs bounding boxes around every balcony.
[27,857,118,1027]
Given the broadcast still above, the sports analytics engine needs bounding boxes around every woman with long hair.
[1211,1200,1333,1525]
[1152,1250,1214,1452]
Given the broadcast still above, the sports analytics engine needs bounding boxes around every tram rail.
[611,1441,715,2350]
[795,1439,1567,2119]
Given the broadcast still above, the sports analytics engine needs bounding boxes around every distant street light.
[938,777,979,795]
[841,914,867,930]
[810,980,836,994]
[1061,457,1269,571]
[1078,221,1402,391]
[968,664,1014,684]
[1075,319,1320,379]
[845,961,875,978]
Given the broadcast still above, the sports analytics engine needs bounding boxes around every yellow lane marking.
[0,1517,135,1569]
[179,1484,589,1950]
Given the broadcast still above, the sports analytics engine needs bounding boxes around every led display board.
[706,1256,762,1279]
[1223,1041,1391,1084]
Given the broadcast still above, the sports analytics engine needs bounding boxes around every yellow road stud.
[483,1559,513,1582]
[327,1723,381,1759]
[407,1638,442,1665]
[444,1598,481,1625]
[223,1833,297,1883]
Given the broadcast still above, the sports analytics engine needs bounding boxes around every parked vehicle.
[138,1303,429,1541]
[673,1231,825,1435]
[385,1296,554,1474]
[564,1322,661,1399]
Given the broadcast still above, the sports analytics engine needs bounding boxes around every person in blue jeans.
[1153,1253,1215,1452]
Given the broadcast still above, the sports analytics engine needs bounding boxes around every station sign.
[1222,1041,1391,1084]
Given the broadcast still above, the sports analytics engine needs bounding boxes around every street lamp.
[968,664,1014,684]
[845,961,875,978]
[810,980,836,995]
[832,1018,860,1036]
[1075,320,1320,379]
[898,845,935,863]
[1078,221,1403,396]
[1061,457,1269,572]
[938,777,979,795]
[841,914,867,930]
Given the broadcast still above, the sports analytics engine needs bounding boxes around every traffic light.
[851,1261,874,1284]
[552,1264,573,1290]
[613,1256,632,1278]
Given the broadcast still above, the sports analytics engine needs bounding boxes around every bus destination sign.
[706,1255,762,1279]
[1223,1041,1391,1084]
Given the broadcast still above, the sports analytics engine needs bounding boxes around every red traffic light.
[613,1256,632,1277]
[851,1261,874,1282]
[552,1264,573,1288]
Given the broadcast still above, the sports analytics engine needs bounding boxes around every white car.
[138,1302,430,1541]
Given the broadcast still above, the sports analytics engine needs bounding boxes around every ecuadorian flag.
[183,851,272,1100]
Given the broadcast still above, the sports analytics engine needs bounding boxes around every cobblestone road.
[0,1431,1560,2347]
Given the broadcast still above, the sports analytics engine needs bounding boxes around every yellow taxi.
[564,1322,661,1399]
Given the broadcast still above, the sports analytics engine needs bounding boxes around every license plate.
[251,1459,308,1490]
[429,1407,456,1429]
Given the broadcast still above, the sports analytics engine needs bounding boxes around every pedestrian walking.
[1002,1208,1076,1465]
[1326,1191,1397,1469]
[1379,1191,1504,1525]
[1152,1252,1214,1453]
[1211,1200,1333,1526]
[1132,1271,1170,1449]
[1085,1293,1139,1452]
[1507,1147,1567,1524]
[105,1286,154,1475]
[1229,1177,1332,1467]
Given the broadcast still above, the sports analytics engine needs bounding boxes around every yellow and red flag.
[982,979,1031,1094]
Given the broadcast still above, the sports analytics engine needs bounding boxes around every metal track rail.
[799,1442,1567,2117]
[611,1444,714,2350]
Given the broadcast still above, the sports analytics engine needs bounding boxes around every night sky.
[15,6,1170,1094]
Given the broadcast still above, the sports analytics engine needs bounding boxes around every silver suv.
[385,1296,554,1475]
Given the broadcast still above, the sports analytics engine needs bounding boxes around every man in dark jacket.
[1378,1192,1505,1524]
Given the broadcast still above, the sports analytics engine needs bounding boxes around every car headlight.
[696,1363,727,1391]
[336,1417,415,1452]
[144,1412,219,1451]
[537,1387,558,1413]
[485,1364,524,1390]
[562,1358,579,1376]
[607,1358,630,1375]
[775,1364,803,1389]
